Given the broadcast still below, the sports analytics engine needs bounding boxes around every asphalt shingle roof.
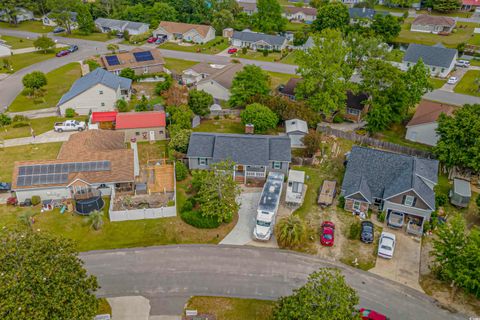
[95,17,149,31]
[232,31,287,47]
[187,132,291,166]
[403,43,458,68]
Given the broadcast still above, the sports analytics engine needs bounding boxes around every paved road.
[81,245,468,319]
[389,10,480,23]
[425,89,480,106]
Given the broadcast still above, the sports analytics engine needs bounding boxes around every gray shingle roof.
[403,43,457,68]
[341,146,438,209]
[57,68,131,106]
[95,17,149,31]
[349,8,376,19]
[187,132,291,166]
[232,31,287,47]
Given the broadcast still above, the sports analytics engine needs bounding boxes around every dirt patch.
[132,82,156,97]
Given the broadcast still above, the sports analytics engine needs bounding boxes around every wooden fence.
[317,125,434,159]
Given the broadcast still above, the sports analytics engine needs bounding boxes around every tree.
[22,71,47,97]
[115,99,128,112]
[276,215,308,249]
[188,89,214,116]
[293,30,309,46]
[229,65,270,107]
[135,95,152,112]
[0,229,99,319]
[240,103,278,133]
[119,67,135,80]
[371,14,401,43]
[345,32,387,70]
[0,0,34,24]
[33,35,55,53]
[387,0,417,7]
[168,129,192,153]
[76,4,94,34]
[196,160,241,223]
[167,104,194,131]
[155,74,173,95]
[295,29,352,119]
[175,161,188,181]
[107,43,119,54]
[313,3,349,32]
[273,268,359,319]
[435,104,480,171]
[255,0,286,33]
[403,59,432,109]
[432,0,461,12]
[46,0,80,34]
[302,131,322,157]
[150,2,177,26]
[86,210,104,230]
[212,9,234,35]
[310,0,330,9]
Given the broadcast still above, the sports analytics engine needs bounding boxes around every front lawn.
[279,50,300,65]
[58,31,111,42]
[233,50,283,62]
[0,21,54,33]
[0,35,34,49]
[0,116,84,140]
[453,70,480,97]
[2,51,57,73]
[429,77,447,89]
[9,62,82,112]
[467,33,480,46]
[164,57,197,73]
[285,21,307,32]
[193,119,244,134]
[185,296,275,320]
[159,36,229,54]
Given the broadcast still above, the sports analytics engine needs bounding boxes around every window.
[432,67,436,72]
[198,158,207,166]
[135,132,140,136]
[353,201,361,211]
[347,108,360,115]
[404,195,415,207]
[273,161,281,169]
[99,90,103,95]
[101,102,105,107]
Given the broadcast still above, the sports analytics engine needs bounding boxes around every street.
[81,244,468,319]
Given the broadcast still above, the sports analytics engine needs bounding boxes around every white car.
[455,60,470,68]
[447,76,458,84]
[378,232,396,259]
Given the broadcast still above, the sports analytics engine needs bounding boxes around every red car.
[147,37,158,43]
[359,308,388,320]
[56,50,70,57]
[320,221,335,246]
[227,48,238,54]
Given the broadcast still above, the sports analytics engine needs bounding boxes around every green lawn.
[9,62,82,112]
[279,50,300,65]
[376,123,434,152]
[429,77,447,89]
[267,71,299,90]
[385,48,405,63]
[185,296,275,320]
[0,35,34,49]
[233,50,283,63]
[453,70,480,97]
[0,21,54,33]
[58,31,111,42]
[469,59,480,67]
[160,36,229,54]
[467,33,480,46]
[285,21,307,32]
[164,57,197,73]
[0,116,84,140]
[395,19,477,48]
[194,119,244,134]
[2,50,58,73]
[374,5,409,13]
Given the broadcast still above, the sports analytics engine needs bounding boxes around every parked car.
[378,232,396,259]
[0,182,11,193]
[147,37,158,43]
[19,199,32,207]
[387,211,404,228]
[54,120,86,132]
[447,76,458,84]
[56,50,70,57]
[360,221,374,244]
[359,308,388,320]
[455,60,470,68]
[320,221,335,246]
[6,197,17,206]
[68,45,78,52]
[227,48,238,54]
[53,27,65,33]
[155,38,164,44]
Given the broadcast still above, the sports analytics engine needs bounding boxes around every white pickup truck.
[54,120,86,132]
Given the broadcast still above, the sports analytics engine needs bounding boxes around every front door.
[149,130,155,141]
[237,165,244,173]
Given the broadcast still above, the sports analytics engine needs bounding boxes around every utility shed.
[450,179,471,208]
[285,170,305,205]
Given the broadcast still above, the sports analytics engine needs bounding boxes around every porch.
[234,164,266,184]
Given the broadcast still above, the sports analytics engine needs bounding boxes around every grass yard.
[194,119,245,134]
[376,123,433,152]
[385,48,405,63]
[160,37,229,54]
[467,33,480,46]
[395,19,477,48]
[164,57,197,73]
[279,50,300,65]
[59,31,111,42]
[2,51,57,73]
[0,143,63,182]
[374,5,409,13]
[9,62,82,112]
[453,70,480,97]
[137,140,169,163]
[185,296,275,320]
[0,35,34,49]
[0,21,54,33]
[429,77,447,89]
[233,50,283,63]
[285,21,307,32]
[267,71,299,90]
[0,116,84,140]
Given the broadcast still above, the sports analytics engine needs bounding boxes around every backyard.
[193,119,244,134]
[376,123,434,152]
[2,50,58,73]
[9,62,82,112]
[0,21,54,33]
[453,70,480,97]
[164,57,197,74]
[0,35,34,49]
[160,36,229,54]
[0,116,84,140]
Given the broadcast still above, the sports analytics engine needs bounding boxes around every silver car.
[378,232,396,259]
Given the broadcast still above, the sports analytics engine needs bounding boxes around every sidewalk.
[3,130,74,147]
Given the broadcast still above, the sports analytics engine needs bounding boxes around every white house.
[94,18,149,35]
[410,15,456,34]
[230,30,288,51]
[0,8,34,23]
[195,63,243,101]
[153,21,215,44]
[57,68,132,116]
[405,100,454,146]
[285,119,308,148]
[402,43,458,78]
[282,6,317,23]
[42,12,78,29]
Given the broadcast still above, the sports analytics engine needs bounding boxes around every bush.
[84,59,100,72]
[337,196,345,209]
[12,122,29,128]
[129,31,150,44]
[332,114,344,123]
[181,198,194,212]
[435,193,448,208]
[180,209,221,229]
[377,211,385,223]
[65,108,75,118]
[476,195,480,208]
[242,47,247,54]
[262,50,268,57]
[0,114,12,126]
[12,115,28,122]
[348,222,361,240]
[31,195,41,206]
[155,74,172,95]
[175,161,188,181]
[115,99,128,112]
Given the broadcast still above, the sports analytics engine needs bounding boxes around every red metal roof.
[115,111,166,129]
[463,0,480,6]
[91,111,118,123]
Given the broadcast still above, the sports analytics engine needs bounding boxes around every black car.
[68,45,78,52]
[53,27,65,33]
[0,182,11,193]
[360,221,374,244]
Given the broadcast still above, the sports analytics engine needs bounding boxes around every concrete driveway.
[370,229,423,292]
[440,67,469,92]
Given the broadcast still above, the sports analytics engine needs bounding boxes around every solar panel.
[133,51,154,62]
[106,55,120,66]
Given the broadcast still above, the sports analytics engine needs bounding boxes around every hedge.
[180,209,221,229]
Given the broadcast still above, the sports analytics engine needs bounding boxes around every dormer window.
[403,195,415,207]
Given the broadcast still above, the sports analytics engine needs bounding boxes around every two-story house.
[187,132,291,183]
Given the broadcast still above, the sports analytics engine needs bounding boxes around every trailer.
[317,180,337,207]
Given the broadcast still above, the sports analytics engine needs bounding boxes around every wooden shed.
[318,180,337,207]
[450,178,471,208]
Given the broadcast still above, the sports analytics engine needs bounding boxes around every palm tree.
[275,215,307,249]
[86,210,104,231]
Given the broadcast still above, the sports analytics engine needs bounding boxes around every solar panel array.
[16,161,111,187]
[133,51,154,62]
[106,55,120,66]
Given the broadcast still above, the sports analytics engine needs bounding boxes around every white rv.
[253,172,284,241]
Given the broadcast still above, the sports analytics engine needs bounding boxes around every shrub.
[12,115,28,122]
[181,198,194,212]
[276,215,308,249]
[337,196,345,209]
[115,99,128,112]
[155,74,173,95]
[348,222,361,240]
[65,108,75,118]
[262,50,268,57]
[180,209,221,229]
[129,31,150,44]
[31,195,41,206]
[0,114,12,126]
[175,161,188,181]
[435,193,448,208]
[242,47,247,54]
[377,211,385,223]
[476,194,480,208]
[332,114,344,123]
[12,122,29,128]
[84,59,100,72]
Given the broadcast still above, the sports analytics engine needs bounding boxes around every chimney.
[245,123,254,134]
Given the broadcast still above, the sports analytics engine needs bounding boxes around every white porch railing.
[246,171,266,178]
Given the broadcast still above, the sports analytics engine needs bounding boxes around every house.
[450,179,471,208]
[238,1,258,15]
[285,170,306,206]
[230,30,288,51]
[405,100,454,146]
[299,36,314,51]
[0,40,12,57]
[341,146,439,234]
[403,43,458,78]
[410,15,456,34]
[89,111,118,129]
[285,119,308,148]
[195,63,244,101]
[57,68,132,116]
[42,12,78,29]
[153,21,216,44]
[94,18,149,35]
[0,8,34,23]
[282,6,317,23]
[344,91,369,123]
[187,132,291,183]
[11,130,136,203]
[99,48,166,76]
[462,0,480,11]
[341,0,361,5]
[348,7,377,22]
[115,111,167,142]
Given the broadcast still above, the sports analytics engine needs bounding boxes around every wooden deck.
[148,163,175,193]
